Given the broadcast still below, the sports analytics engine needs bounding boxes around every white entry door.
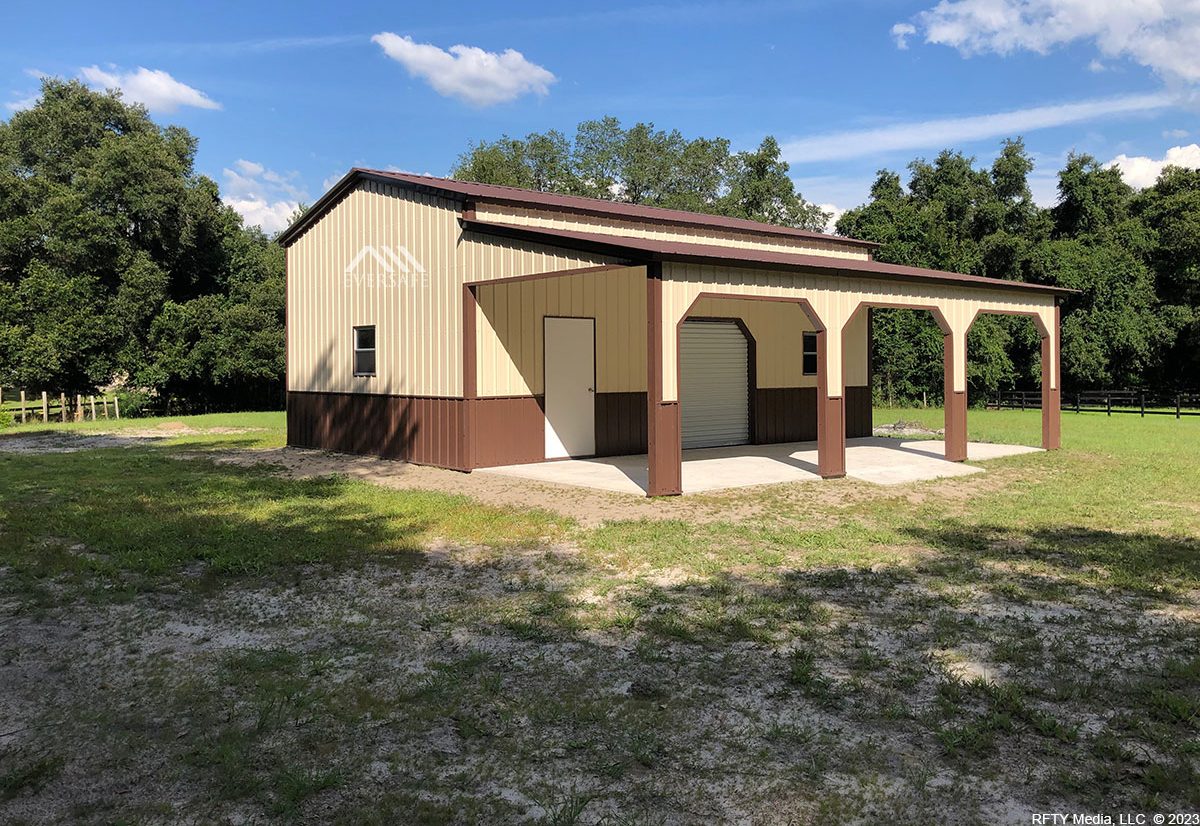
[544,317,596,458]
[680,320,750,449]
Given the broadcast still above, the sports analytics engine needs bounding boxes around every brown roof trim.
[462,218,1077,298]
[276,167,880,250]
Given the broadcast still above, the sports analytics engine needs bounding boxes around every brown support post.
[462,284,478,471]
[646,264,681,496]
[944,332,968,462]
[816,328,846,478]
[1041,305,1062,450]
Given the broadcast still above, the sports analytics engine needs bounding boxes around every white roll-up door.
[680,320,750,449]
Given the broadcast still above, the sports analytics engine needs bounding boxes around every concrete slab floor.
[478,437,1043,496]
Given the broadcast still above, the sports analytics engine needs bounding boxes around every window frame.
[802,331,818,377]
[352,325,377,378]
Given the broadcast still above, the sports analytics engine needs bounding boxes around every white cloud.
[1164,128,1190,139]
[5,94,39,112]
[1087,59,1105,73]
[80,65,220,113]
[891,22,917,49]
[817,203,846,234]
[1106,143,1200,189]
[233,159,264,176]
[895,0,1200,84]
[371,32,555,106]
[221,160,307,234]
[781,92,1171,164]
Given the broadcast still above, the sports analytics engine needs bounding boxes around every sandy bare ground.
[2,542,1196,824]
[0,425,264,454]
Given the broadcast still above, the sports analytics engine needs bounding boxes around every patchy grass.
[2,409,287,448]
[0,445,566,594]
[0,409,1197,823]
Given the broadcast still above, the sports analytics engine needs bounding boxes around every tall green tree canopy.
[0,79,284,409]
[452,116,829,231]
[838,141,1194,401]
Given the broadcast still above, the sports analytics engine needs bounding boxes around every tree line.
[456,122,1199,402]
[0,80,285,413]
[2,88,1197,413]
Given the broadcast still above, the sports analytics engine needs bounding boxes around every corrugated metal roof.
[461,217,1075,297]
[276,167,879,249]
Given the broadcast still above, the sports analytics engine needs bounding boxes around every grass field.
[0,409,1197,823]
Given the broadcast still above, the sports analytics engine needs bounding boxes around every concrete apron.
[478,436,1042,496]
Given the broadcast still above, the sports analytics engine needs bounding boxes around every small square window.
[802,331,818,376]
[353,325,376,376]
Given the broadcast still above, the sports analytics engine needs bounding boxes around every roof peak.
[282,167,877,250]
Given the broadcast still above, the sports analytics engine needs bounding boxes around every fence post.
[1074,392,1080,414]
[1140,392,1145,418]
[1177,394,1182,420]
[114,396,121,420]
[41,391,48,423]
[59,393,67,423]
[102,396,109,419]
[75,394,83,422]
[1106,393,1111,416]
[19,390,26,424]
[89,395,97,420]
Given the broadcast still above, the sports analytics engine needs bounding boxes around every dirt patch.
[2,546,1195,823]
[873,420,943,438]
[0,426,265,454]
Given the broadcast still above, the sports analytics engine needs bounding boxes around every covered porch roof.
[461,217,1073,297]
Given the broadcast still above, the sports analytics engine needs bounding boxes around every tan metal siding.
[688,296,814,389]
[475,266,646,397]
[286,181,615,398]
[658,262,1057,401]
[474,203,870,261]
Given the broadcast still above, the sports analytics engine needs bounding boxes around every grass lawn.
[0,409,1197,823]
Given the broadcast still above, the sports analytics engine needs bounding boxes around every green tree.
[452,117,827,230]
[1132,166,1200,388]
[837,140,1048,403]
[0,78,285,410]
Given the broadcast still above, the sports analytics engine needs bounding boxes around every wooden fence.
[0,387,121,424]
[990,389,1200,418]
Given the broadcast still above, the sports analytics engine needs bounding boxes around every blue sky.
[3,0,1198,232]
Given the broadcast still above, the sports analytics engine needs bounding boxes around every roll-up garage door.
[680,320,750,449]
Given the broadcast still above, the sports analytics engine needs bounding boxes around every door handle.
[587,387,595,393]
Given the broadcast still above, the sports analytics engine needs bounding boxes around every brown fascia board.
[461,217,1077,298]
[276,167,881,250]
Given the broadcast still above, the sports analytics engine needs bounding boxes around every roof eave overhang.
[461,217,1077,299]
